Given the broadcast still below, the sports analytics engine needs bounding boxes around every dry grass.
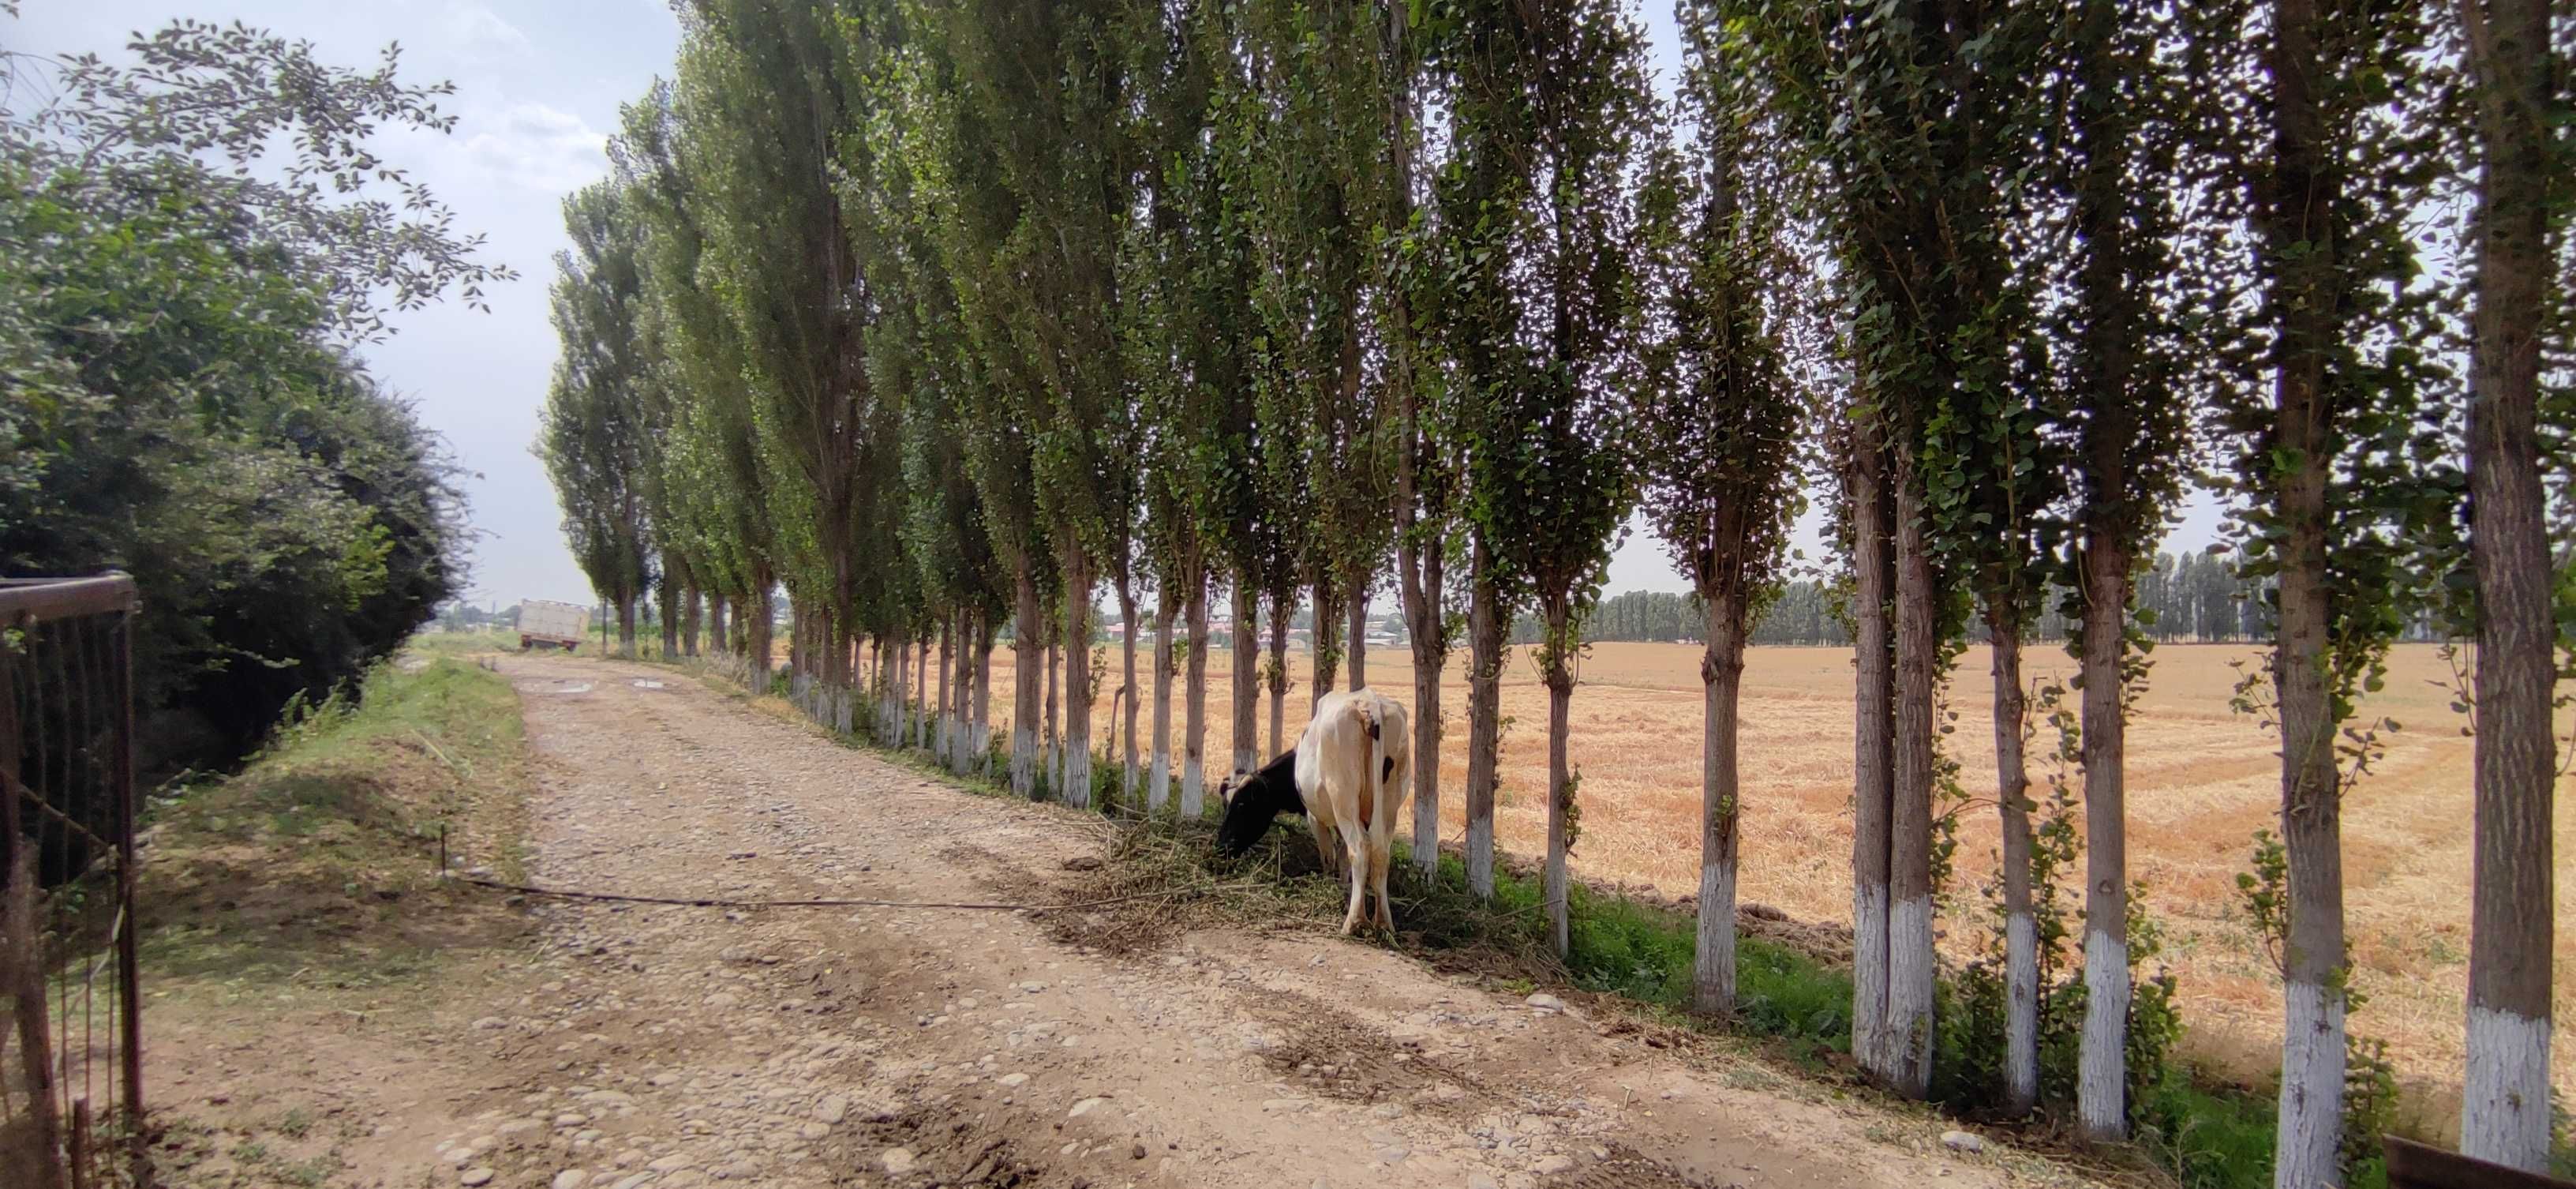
[972,637,2573,1126]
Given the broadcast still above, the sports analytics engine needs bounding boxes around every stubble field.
[975,636,2571,1125]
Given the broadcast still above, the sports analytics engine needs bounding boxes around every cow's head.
[1215,749,1302,857]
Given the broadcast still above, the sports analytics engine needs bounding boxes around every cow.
[1216,688,1413,934]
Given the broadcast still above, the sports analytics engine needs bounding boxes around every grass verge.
[143,653,531,999]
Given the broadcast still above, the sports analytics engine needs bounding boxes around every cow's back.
[1298,689,1410,835]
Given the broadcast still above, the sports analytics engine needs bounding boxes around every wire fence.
[2,575,144,1189]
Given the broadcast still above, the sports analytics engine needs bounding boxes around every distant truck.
[518,599,590,651]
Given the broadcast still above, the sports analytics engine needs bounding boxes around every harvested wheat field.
[981,636,2573,1127]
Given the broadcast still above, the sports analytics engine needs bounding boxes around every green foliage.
[0,28,479,772]
[1940,693,2185,1127]
[2234,829,2290,973]
[538,180,657,643]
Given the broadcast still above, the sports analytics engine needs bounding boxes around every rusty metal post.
[68,1098,92,1189]
[110,607,143,1174]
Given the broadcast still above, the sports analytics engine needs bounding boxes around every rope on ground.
[443,872,1261,914]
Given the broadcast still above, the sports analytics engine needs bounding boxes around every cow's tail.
[1365,700,1387,834]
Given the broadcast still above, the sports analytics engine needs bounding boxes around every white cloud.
[447,3,532,55]
[459,101,611,195]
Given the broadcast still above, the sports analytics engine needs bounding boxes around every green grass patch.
[141,652,532,997]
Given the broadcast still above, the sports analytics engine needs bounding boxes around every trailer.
[518,599,590,651]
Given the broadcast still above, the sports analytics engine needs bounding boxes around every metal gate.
[2,575,144,1189]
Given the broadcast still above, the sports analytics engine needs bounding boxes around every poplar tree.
[672,0,874,693]
[2188,0,2456,1180]
[1236,0,1399,703]
[1442,0,1652,953]
[940,0,1142,808]
[1728,0,2027,1097]
[2453,0,2563,1168]
[539,179,655,657]
[1639,3,1806,1015]
[2042,0,2204,1138]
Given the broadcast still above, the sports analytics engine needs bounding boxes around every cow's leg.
[1369,837,1395,932]
[1312,817,1344,878]
[1340,832,1372,935]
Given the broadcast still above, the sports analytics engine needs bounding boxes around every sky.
[7,2,2226,611]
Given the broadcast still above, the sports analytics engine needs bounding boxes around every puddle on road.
[514,681,593,695]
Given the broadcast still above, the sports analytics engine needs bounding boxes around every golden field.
[976,637,2572,1121]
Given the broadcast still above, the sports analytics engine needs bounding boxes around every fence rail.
[2,573,144,1189]
[2383,1137,2575,1189]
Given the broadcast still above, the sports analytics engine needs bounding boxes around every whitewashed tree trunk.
[2459,0,2558,1166]
[1120,579,1140,806]
[1692,587,1745,1015]
[1150,583,1177,815]
[1989,615,2039,1116]
[1887,453,1938,1099]
[2078,534,2132,1140]
[1061,542,1094,811]
[1182,571,1211,817]
[1012,564,1041,797]
[1849,438,1895,1083]
[1465,534,1503,900]
[974,616,994,777]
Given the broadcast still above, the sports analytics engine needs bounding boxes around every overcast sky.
[9,2,2225,611]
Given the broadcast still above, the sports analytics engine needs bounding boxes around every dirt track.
[152,651,2092,1189]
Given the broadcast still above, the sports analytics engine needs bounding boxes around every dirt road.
[164,651,2089,1189]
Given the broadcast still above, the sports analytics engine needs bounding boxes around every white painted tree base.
[1852,881,1888,1078]
[2005,910,2038,1112]
[2079,932,2129,1140]
[1181,758,1204,819]
[1886,893,1934,1090]
[2462,1005,2552,1172]
[2274,979,2346,1189]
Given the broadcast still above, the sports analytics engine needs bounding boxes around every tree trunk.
[1312,575,1342,711]
[2079,532,2133,1141]
[1346,577,1368,691]
[893,635,911,747]
[710,594,728,658]
[1045,632,1061,798]
[1849,433,1896,1085]
[1062,541,1093,811]
[1407,594,1444,881]
[937,615,954,762]
[659,576,680,659]
[747,578,773,690]
[1541,601,1574,958]
[1694,583,1745,1015]
[2268,2,2349,1180]
[2460,0,2556,1167]
[1887,452,1938,1100]
[1466,533,1503,899]
[682,582,702,658]
[1267,590,1290,759]
[1183,569,1211,816]
[1990,612,2039,1118]
[917,629,931,748]
[1013,562,1041,798]
[975,615,996,776]
[1121,579,1140,806]
[1151,581,1178,815]
[1232,579,1261,775]
[616,597,638,658]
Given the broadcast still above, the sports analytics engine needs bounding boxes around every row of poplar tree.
[537,1,2567,1182]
